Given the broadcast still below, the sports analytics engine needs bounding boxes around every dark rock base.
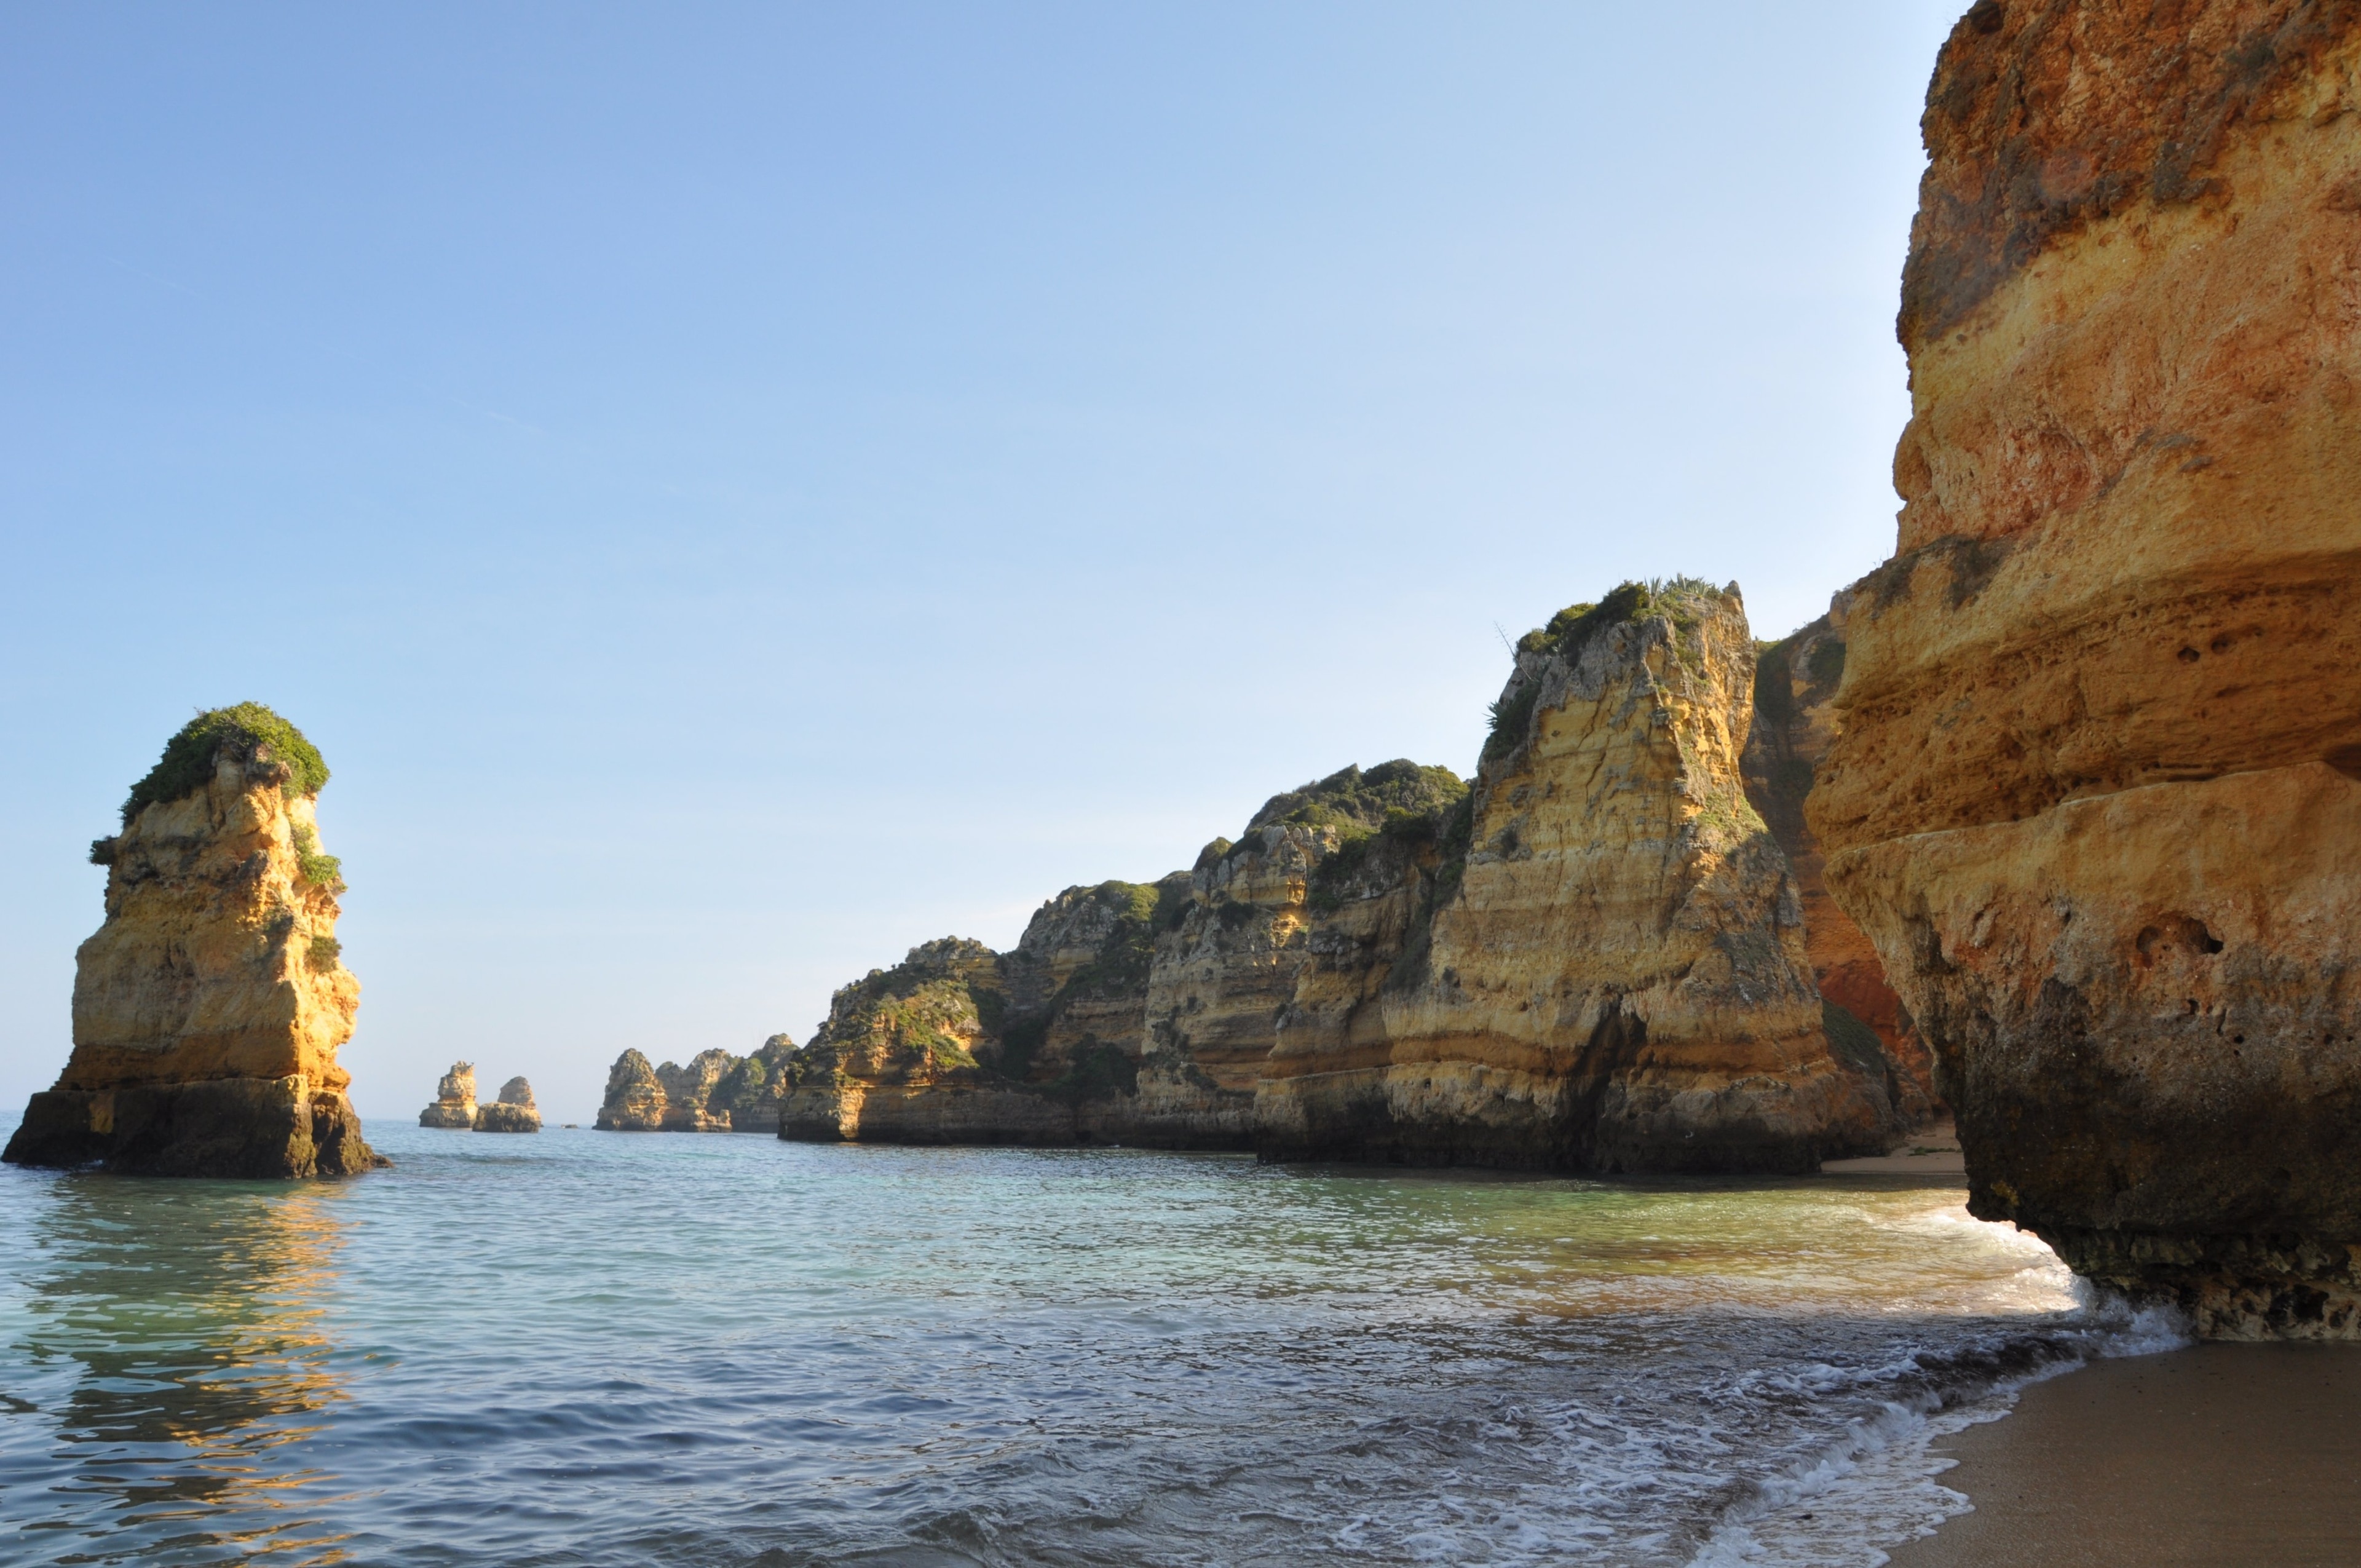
[2,1078,386,1178]
[2041,1225,2361,1341]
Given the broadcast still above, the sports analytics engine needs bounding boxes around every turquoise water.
[0,1122,2142,1567]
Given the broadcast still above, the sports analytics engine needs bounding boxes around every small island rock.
[418,1061,477,1128]
[473,1077,540,1133]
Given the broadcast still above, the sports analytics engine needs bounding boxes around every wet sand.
[1888,1342,2361,1567]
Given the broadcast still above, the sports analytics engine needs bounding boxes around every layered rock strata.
[1813,2,2361,1336]
[419,1062,478,1128]
[594,1036,796,1131]
[1261,583,1896,1172]
[773,767,1469,1148]
[4,705,381,1178]
[775,603,1909,1174]
[475,1077,540,1133]
[1741,618,1940,1125]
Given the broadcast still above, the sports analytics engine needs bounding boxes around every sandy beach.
[1889,1342,2361,1567]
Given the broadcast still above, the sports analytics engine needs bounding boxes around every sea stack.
[419,1062,477,1128]
[474,1077,540,1133]
[595,1037,797,1131]
[1812,3,2361,1335]
[3,704,381,1178]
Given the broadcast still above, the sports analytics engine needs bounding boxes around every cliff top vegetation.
[1248,759,1466,835]
[1514,577,1731,663]
[122,702,331,825]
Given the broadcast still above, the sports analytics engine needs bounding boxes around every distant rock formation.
[1812,2,2361,1336]
[779,938,1071,1143]
[419,1062,478,1128]
[3,704,382,1178]
[595,1050,666,1130]
[595,1037,796,1131]
[473,1077,539,1133]
[656,1050,736,1132]
[772,589,1913,1171]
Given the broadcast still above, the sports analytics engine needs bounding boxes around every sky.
[1,2,1968,1124]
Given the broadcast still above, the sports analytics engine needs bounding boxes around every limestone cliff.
[1741,618,1940,1124]
[419,1061,477,1129]
[771,766,1465,1149]
[1143,764,1467,1148]
[4,704,381,1178]
[777,939,1072,1143]
[595,1035,797,1131]
[474,1076,539,1133]
[595,1050,666,1130]
[771,585,1892,1177]
[1812,2,2361,1335]
[1261,582,1894,1172]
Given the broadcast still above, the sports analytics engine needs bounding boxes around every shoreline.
[1887,1342,2361,1567]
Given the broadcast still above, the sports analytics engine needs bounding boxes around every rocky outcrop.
[595,1037,797,1131]
[656,1050,735,1132]
[773,767,1469,1149]
[776,592,1904,1175]
[1144,764,1467,1148]
[3,705,381,1178]
[1261,582,1896,1172]
[1813,2,2361,1336]
[474,1077,539,1133]
[711,1035,798,1132]
[419,1061,477,1128]
[1742,619,1940,1125]
[778,939,1075,1142]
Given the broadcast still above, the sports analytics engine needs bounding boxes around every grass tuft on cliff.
[123,703,331,825]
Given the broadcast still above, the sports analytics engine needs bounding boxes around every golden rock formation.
[595,1036,796,1132]
[1813,1,2361,1335]
[474,1076,540,1133]
[1263,583,1893,1171]
[778,939,1072,1143]
[419,1061,477,1128]
[4,705,380,1178]
[772,588,1906,1173]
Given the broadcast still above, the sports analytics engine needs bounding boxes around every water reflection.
[4,1178,351,1566]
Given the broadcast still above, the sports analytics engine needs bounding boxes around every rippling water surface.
[0,1120,2163,1567]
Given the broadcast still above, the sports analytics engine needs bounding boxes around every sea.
[0,1119,2186,1568]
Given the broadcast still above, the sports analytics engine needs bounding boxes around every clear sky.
[1,2,1967,1123]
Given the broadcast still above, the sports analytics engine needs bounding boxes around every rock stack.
[1813,1,2361,1336]
[3,704,381,1178]
[595,1037,796,1131]
[418,1062,478,1128]
[474,1077,540,1133]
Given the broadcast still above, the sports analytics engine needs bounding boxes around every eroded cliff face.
[778,939,1073,1143]
[420,1061,478,1128]
[1143,764,1468,1149]
[4,705,379,1178]
[1262,584,1894,1172]
[596,1036,796,1131]
[475,1076,540,1133]
[1813,2,2361,1336]
[1741,617,1940,1125]
[772,767,1465,1149]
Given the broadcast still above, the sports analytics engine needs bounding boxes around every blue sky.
[1,2,1966,1122]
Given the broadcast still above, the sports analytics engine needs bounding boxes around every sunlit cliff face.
[1813,1,2361,1336]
